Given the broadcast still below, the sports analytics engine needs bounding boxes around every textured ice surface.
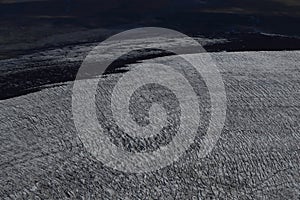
[0,51,300,199]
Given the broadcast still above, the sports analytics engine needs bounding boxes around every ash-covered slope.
[0,35,226,100]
